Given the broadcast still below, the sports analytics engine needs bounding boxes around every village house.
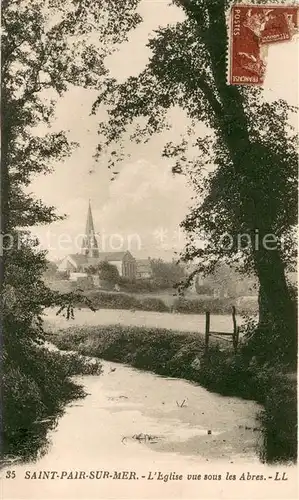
[57,202,136,281]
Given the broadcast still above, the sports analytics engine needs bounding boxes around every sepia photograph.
[1,0,298,499]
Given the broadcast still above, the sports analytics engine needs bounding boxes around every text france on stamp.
[228,4,299,85]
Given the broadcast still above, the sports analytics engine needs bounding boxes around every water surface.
[3,359,263,499]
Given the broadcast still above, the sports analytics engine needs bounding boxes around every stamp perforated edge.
[226,2,299,86]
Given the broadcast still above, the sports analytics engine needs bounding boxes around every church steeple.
[81,200,99,258]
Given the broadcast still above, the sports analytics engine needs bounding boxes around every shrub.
[50,325,202,375]
[76,276,94,291]
[3,367,44,450]
[77,290,140,310]
[71,289,260,315]
[258,375,297,464]
[239,317,297,369]
[98,261,120,283]
[118,277,156,293]
[74,290,170,313]
[138,297,169,312]
[3,342,102,461]
[172,297,233,314]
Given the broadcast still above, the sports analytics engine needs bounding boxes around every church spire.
[81,200,99,258]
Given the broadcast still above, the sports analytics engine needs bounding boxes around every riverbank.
[2,344,102,464]
[6,361,297,500]
[49,324,297,464]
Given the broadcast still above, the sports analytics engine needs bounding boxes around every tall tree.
[93,0,297,362]
[2,0,141,232]
[2,0,142,318]
[1,0,141,457]
[86,261,120,283]
[150,258,186,289]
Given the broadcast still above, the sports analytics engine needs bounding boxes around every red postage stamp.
[228,4,299,85]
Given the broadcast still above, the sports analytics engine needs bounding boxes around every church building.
[58,201,136,281]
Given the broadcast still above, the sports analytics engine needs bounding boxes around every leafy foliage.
[3,343,102,461]
[71,289,170,312]
[150,258,186,289]
[195,262,258,298]
[86,261,120,283]
[2,0,141,230]
[92,0,298,361]
[2,0,141,460]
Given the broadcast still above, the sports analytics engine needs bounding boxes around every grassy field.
[43,307,242,337]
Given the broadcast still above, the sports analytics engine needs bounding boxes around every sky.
[28,0,298,261]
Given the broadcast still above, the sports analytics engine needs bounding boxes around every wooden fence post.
[205,311,210,354]
[232,305,238,353]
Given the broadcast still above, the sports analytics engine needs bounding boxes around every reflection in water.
[2,406,71,467]
[2,343,98,467]
[1,416,57,468]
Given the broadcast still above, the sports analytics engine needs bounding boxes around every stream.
[3,357,276,499]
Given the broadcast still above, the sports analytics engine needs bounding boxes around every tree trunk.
[255,244,295,319]
[254,245,297,364]
[181,1,297,363]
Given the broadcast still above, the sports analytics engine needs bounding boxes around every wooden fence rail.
[204,306,240,354]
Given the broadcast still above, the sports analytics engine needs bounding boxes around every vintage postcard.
[1,0,298,499]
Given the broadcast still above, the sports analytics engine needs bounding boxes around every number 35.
[6,470,16,479]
